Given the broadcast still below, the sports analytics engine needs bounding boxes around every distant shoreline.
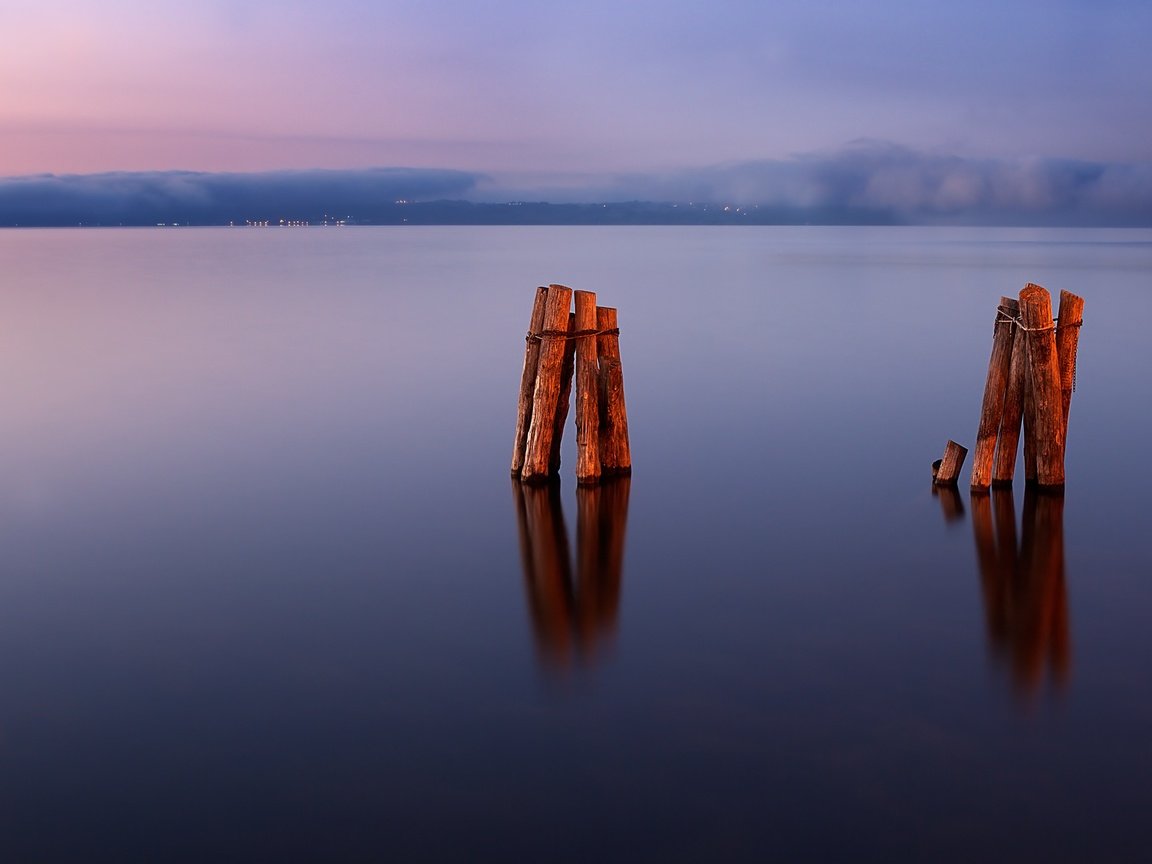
[3,199,1149,229]
[2,199,904,228]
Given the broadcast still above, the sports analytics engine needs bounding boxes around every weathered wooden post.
[1022,354,1038,483]
[1019,283,1064,489]
[993,308,1029,486]
[971,297,1018,490]
[511,286,549,476]
[549,311,577,473]
[1055,290,1084,453]
[574,290,601,485]
[596,306,632,476]
[933,440,969,487]
[521,284,573,483]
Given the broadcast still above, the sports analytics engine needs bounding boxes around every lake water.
[0,226,1150,862]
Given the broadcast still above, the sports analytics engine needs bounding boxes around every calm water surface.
[0,226,1150,862]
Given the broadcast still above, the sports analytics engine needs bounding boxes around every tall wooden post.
[511,287,549,476]
[549,312,577,473]
[596,306,632,476]
[574,290,601,486]
[993,310,1028,486]
[971,297,1017,490]
[1019,283,1064,489]
[521,284,573,484]
[1023,352,1037,483]
[1055,290,1084,454]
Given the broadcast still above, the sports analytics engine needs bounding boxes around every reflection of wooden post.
[971,491,998,592]
[971,489,1012,671]
[933,440,968,486]
[596,306,632,476]
[549,312,576,473]
[991,486,1018,578]
[513,481,575,666]
[1019,283,1064,489]
[513,476,629,672]
[576,484,603,645]
[574,291,601,485]
[1033,491,1071,688]
[1055,290,1084,454]
[590,476,628,635]
[972,297,1018,490]
[1017,486,1070,694]
[522,285,573,483]
[931,483,965,523]
[973,483,1070,701]
[993,313,1028,486]
[511,287,549,476]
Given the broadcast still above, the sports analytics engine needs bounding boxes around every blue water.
[0,226,1150,862]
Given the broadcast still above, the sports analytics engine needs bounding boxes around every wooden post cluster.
[512,284,632,485]
[962,283,1083,491]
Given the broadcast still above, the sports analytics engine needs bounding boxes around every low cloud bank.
[598,143,1152,226]
[0,167,483,225]
[2,146,1150,226]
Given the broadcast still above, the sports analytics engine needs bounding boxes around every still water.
[0,226,1150,861]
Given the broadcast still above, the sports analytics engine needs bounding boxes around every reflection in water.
[931,483,966,523]
[512,478,630,671]
[971,486,1070,701]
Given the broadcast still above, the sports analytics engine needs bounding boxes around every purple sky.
[2,0,1150,211]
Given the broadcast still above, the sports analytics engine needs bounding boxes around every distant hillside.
[1,198,901,228]
[324,200,902,227]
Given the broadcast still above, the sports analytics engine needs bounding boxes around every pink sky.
[2,0,1150,181]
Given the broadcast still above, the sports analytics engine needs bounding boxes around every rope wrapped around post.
[527,327,620,343]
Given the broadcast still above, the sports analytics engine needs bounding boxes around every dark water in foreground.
[0,226,1150,862]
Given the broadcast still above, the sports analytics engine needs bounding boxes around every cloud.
[2,147,1150,226]
[0,167,483,225]
[586,143,1152,225]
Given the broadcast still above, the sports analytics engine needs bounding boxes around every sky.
[2,0,1151,222]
